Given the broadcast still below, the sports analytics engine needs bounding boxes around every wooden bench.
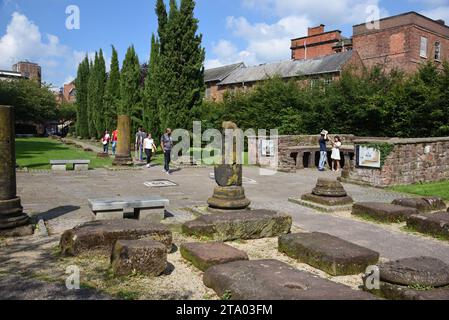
[88,196,169,222]
[50,160,90,171]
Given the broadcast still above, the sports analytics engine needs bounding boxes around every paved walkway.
[1,165,449,299]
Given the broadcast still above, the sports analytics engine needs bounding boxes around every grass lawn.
[391,181,449,201]
[16,137,113,170]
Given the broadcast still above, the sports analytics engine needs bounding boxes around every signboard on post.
[357,146,381,168]
[260,139,275,157]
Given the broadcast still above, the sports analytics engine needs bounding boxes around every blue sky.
[1,0,448,88]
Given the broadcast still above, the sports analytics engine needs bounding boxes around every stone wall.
[249,134,356,172]
[343,137,449,187]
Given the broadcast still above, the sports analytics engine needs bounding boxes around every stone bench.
[286,145,355,170]
[352,202,418,223]
[88,196,169,222]
[50,160,90,171]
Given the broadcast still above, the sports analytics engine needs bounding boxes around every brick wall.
[344,137,449,187]
[353,12,449,72]
[291,29,343,60]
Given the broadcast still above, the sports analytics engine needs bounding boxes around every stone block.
[392,197,446,213]
[138,207,165,223]
[182,209,292,241]
[279,232,379,276]
[111,239,167,277]
[51,164,67,171]
[74,164,89,171]
[352,202,418,223]
[94,211,124,221]
[301,193,354,206]
[203,260,376,300]
[180,242,248,271]
[60,220,172,256]
[407,212,449,239]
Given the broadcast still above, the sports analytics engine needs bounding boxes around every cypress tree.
[75,56,90,138]
[94,49,107,137]
[119,45,141,133]
[143,34,161,137]
[156,0,205,131]
[87,53,97,138]
[104,45,121,131]
[155,0,168,53]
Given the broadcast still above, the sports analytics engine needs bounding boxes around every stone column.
[112,115,133,166]
[0,106,32,236]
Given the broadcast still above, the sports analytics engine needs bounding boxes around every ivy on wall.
[361,143,395,167]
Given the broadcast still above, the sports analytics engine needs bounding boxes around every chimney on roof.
[308,24,325,36]
[436,19,446,26]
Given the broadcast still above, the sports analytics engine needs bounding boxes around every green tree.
[104,45,121,131]
[87,53,97,137]
[74,56,90,138]
[156,0,205,131]
[119,45,142,133]
[143,34,161,136]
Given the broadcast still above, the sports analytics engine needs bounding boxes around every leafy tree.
[87,53,97,138]
[0,79,57,124]
[143,34,161,136]
[119,45,142,133]
[74,56,90,138]
[104,45,121,131]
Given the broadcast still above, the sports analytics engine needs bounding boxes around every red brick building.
[352,11,449,73]
[12,61,42,84]
[291,25,353,60]
[62,81,76,103]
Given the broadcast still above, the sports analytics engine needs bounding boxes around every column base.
[0,197,32,236]
[207,186,251,210]
[112,154,133,166]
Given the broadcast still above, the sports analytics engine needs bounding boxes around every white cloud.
[422,6,449,24]
[0,12,87,86]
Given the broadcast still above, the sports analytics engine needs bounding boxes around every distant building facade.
[12,61,42,84]
[291,25,353,61]
[353,11,449,72]
[0,70,27,81]
[204,63,245,101]
[63,82,76,103]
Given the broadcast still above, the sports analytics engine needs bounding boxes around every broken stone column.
[112,115,133,166]
[0,105,33,237]
[207,122,250,210]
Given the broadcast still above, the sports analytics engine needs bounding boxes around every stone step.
[111,239,167,277]
[182,209,292,241]
[352,202,418,223]
[407,212,449,239]
[203,260,376,300]
[180,242,248,271]
[392,197,446,213]
[59,220,172,256]
[279,232,379,276]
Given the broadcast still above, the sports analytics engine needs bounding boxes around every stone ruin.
[289,178,354,212]
[0,105,33,237]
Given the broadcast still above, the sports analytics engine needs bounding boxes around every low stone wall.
[248,134,356,171]
[342,137,449,187]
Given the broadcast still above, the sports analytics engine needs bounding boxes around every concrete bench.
[50,160,90,171]
[88,196,169,222]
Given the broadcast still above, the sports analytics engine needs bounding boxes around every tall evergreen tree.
[104,45,121,131]
[120,45,142,133]
[156,0,205,131]
[155,0,168,53]
[94,49,107,137]
[87,53,97,137]
[75,56,90,138]
[143,34,161,136]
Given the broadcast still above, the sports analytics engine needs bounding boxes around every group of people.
[318,130,342,172]
[100,127,174,175]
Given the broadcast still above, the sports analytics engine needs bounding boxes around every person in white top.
[143,133,157,168]
[331,136,342,172]
[101,130,111,154]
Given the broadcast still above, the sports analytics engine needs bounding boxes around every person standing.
[135,127,146,162]
[161,128,173,175]
[318,130,329,172]
[111,128,118,156]
[143,133,157,168]
[101,130,111,154]
[331,136,342,172]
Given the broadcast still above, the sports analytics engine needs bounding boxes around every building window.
[420,37,428,58]
[435,41,441,61]
[205,86,211,99]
